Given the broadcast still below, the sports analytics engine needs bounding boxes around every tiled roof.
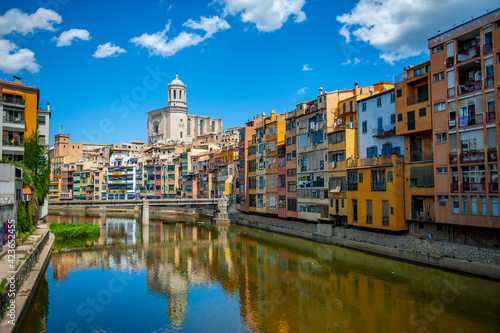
[0,79,39,91]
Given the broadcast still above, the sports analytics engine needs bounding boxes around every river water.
[20,213,500,333]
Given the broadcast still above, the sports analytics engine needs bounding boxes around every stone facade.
[147,75,223,145]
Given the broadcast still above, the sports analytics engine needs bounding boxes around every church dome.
[170,74,185,86]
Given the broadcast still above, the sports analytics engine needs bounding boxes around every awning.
[330,186,341,193]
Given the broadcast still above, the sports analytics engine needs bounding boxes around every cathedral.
[147,74,223,145]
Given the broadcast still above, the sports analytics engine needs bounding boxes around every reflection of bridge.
[49,199,220,224]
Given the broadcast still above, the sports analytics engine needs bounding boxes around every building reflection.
[49,218,500,332]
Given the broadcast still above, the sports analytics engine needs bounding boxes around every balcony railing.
[483,42,493,55]
[2,139,23,147]
[458,113,483,127]
[456,46,480,63]
[460,149,484,163]
[447,87,455,98]
[461,182,486,193]
[486,111,496,123]
[484,76,494,88]
[490,183,498,193]
[446,56,454,68]
[1,95,26,105]
[407,93,429,106]
[372,125,396,138]
[3,116,24,125]
[487,148,497,162]
[458,80,482,95]
[451,183,459,193]
[449,153,458,164]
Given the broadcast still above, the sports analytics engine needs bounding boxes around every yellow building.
[1,77,39,161]
[49,180,60,201]
[394,61,435,233]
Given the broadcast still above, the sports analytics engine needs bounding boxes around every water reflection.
[22,215,500,333]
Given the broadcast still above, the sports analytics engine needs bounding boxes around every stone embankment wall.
[334,227,500,266]
[235,212,500,279]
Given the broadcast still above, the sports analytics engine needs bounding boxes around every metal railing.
[485,76,494,88]
[483,43,493,55]
[450,183,459,193]
[447,87,455,98]
[489,183,498,193]
[458,80,482,95]
[460,149,484,163]
[458,113,483,127]
[2,139,23,147]
[456,46,480,63]
[461,182,486,193]
[487,148,497,162]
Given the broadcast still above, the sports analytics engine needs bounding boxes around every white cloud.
[341,59,351,66]
[0,8,62,38]
[52,29,91,47]
[131,16,229,57]
[337,0,498,64]
[219,0,306,32]
[354,57,361,65]
[168,4,173,11]
[93,42,126,58]
[0,39,40,74]
[302,64,312,71]
[297,87,307,95]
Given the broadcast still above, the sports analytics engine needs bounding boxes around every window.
[288,181,296,192]
[286,153,291,161]
[377,97,382,107]
[419,108,426,117]
[287,138,291,145]
[433,72,445,82]
[407,111,415,131]
[480,196,487,216]
[471,196,477,215]
[390,114,396,124]
[397,113,403,122]
[492,197,499,217]
[410,166,434,187]
[462,196,468,214]
[436,133,447,144]
[433,45,443,53]
[361,102,367,111]
[437,167,448,174]
[37,116,45,125]
[287,198,297,211]
[438,195,448,206]
[452,196,459,214]
[435,102,446,112]
[371,169,386,191]
[414,67,425,77]
[366,200,372,224]
[292,150,296,158]
[352,200,358,222]
[328,131,345,144]
[387,171,393,183]
[390,93,395,103]
[359,173,363,183]
[362,121,367,134]
[396,89,402,98]
[287,169,296,177]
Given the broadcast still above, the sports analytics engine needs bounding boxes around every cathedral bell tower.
[168,74,187,108]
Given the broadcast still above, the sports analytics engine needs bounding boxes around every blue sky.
[0,0,497,144]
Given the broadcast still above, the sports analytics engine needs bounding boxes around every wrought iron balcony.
[456,46,480,63]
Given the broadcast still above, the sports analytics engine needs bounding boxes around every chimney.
[47,102,50,111]
[13,75,21,84]
[319,87,323,95]
[438,30,441,35]
[262,112,265,118]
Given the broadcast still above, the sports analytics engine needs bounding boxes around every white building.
[37,103,51,146]
[357,89,404,159]
[147,75,223,145]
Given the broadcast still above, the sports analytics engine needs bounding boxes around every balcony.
[461,182,486,193]
[460,149,484,163]
[490,183,498,193]
[448,119,456,129]
[483,42,493,55]
[372,125,396,138]
[449,153,458,164]
[409,150,433,162]
[1,95,25,106]
[456,46,480,63]
[446,56,454,68]
[3,115,24,125]
[450,182,459,193]
[458,113,483,127]
[485,76,494,88]
[486,112,496,123]
[458,80,482,96]
[2,139,23,147]
[411,210,435,221]
[406,93,429,106]
[487,148,497,162]
[447,87,455,98]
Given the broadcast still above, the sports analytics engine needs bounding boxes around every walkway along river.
[20,212,500,332]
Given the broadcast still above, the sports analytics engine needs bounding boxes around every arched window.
[211,121,215,132]
[200,120,204,135]
[154,122,159,134]
[180,131,183,138]
[173,90,176,99]
[187,119,191,136]
[180,90,182,99]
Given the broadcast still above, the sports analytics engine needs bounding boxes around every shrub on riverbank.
[50,223,100,239]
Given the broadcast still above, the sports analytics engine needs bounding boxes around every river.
[20,213,500,333]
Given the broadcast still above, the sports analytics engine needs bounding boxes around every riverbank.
[235,212,500,280]
[0,224,54,333]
